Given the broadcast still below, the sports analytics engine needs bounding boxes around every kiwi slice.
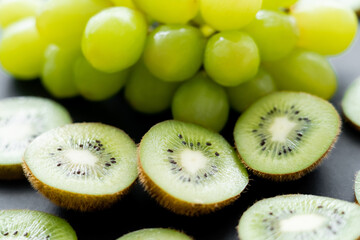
[23,123,137,211]
[237,194,360,240]
[355,171,360,204]
[234,91,341,181]
[138,120,249,216]
[342,77,360,130]
[0,209,77,239]
[117,228,192,240]
[0,96,71,180]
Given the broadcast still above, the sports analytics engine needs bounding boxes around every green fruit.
[342,76,360,130]
[117,228,192,240]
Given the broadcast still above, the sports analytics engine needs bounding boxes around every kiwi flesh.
[0,97,71,180]
[238,194,360,240]
[138,120,249,216]
[234,91,341,181]
[23,123,138,211]
[116,228,192,240]
[355,171,360,204]
[342,77,360,130]
[0,209,77,239]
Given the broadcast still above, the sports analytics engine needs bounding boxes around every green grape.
[0,17,46,80]
[227,68,277,113]
[262,0,298,9]
[291,0,358,55]
[36,0,112,48]
[41,45,80,98]
[143,24,205,82]
[200,0,262,31]
[0,0,42,28]
[172,72,229,132]
[74,55,129,101]
[204,31,260,87]
[133,0,199,24]
[244,10,298,62]
[110,0,137,9]
[82,7,147,73]
[125,60,179,114]
[263,48,337,100]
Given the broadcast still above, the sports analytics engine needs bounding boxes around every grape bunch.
[0,0,358,132]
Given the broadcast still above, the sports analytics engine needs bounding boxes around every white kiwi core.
[179,149,208,174]
[269,116,296,142]
[64,149,98,167]
[0,123,33,142]
[279,214,327,232]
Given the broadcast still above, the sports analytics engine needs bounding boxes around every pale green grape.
[262,0,297,9]
[204,31,260,87]
[125,60,179,114]
[82,7,147,73]
[41,45,80,98]
[0,0,42,28]
[227,68,277,112]
[263,48,337,100]
[133,0,198,24]
[245,10,298,62]
[200,0,262,31]
[291,0,358,55]
[111,0,137,9]
[74,56,129,101]
[172,72,229,132]
[0,17,46,80]
[36,0,112,47]
[143,24,205,82]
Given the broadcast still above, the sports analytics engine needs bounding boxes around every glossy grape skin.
[291,1,358,55]
[0,18,46,80]
[111,0,137,9]
[133,0,198,24]
[143,24,205,82]
[204,31,260,87]
[263,48,337,100]
[262,0,297,9]
[125,61,180,114]
[172,72,229,132]
[82,7,147,73]
[36,0,112,47]
[227,68,277,113]
[200,0,262,31]
[245,10,298,62]
[0,0,42,28]
[41,45,80,98]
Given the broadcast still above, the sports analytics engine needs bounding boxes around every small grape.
[263,48,337,100]
[143,24,205,82]
[0,0,42,28]
[262,0,298,10]
[82,7,147,73]
[204,31,260,87]
[172,72,229,132]
[41,45,80,98]
[110,0,137,9]
[0,17,46,80]
[125,60,180,114]
[200,0,262,31]
[227,69,277,113]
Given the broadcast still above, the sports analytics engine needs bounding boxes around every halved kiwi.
[0,209,77,239]
[116,228,192,240]
[138,120,249,216]
[355,171,360,204]
[234,91,341,181]
[237,194,360,240]
[23,123,137,211]
[342,77,360,130]
[0,96,71,180]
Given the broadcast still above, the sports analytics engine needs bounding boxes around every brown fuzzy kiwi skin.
[22,160,135,212]
[343,113,360,132]
[0,164,24,180]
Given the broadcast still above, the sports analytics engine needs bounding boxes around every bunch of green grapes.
[0,0,358,131]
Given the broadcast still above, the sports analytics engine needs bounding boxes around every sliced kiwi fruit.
[237,194,360,240]
[234,91,341,181]
[0,209,77,239]
[138,120,249,216]
[117,228,192,240]
[342,77,360,130]
[355,171,360,204]
[23,123,137,211]
[0,96,71,180]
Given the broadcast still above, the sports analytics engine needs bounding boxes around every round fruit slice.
[234,92,341,181]
[0,209,77,239]
[138,120,249,216]
[117,228,192,240]
[238,194,360,240]
[0,97,71,180]
[355,171,360,204]
[23,123,137,211]
[342,77,360,130]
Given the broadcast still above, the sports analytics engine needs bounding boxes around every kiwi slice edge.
[117,228,193,240]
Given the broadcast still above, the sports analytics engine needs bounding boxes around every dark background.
[0,27,360,240]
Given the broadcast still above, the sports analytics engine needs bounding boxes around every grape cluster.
[0,0,358,132]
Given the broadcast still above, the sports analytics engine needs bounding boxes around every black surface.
[1,33,360,240]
